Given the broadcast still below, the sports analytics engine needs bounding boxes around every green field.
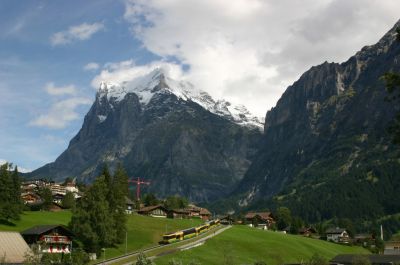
[104,214,202,259]
[0,211,72,231]
[0,211,202,261]
[155,226,370,265]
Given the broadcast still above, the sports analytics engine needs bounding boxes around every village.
[0,178,399,264]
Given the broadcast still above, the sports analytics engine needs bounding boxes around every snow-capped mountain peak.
[97,68,263,129]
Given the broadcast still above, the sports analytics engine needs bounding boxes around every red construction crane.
[128,177,151,201]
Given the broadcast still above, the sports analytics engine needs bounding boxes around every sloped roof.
[125,196,134,205]
[21,225,73,237]
[326,227,347,234]
[172,208,190,214]
[138,205,169,213]
[245,212,273,220]
[199,208,211,216]
[0,231,32,264]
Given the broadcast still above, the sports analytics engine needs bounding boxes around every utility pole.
[128,177,151,201]
[125,231,128,255]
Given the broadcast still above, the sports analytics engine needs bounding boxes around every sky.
[0,0,399,172]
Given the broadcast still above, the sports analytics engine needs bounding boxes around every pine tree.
[70,176,115,254]
[62,191,75,209]
[0,163,22,221]
[40,187,53,211]
[111,164,129,244]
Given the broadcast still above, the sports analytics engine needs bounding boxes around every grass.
[0,211,72,231]
[102,214,203,260]
[0,210,203,262]
[155,226,370,265]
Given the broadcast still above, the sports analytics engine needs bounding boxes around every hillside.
[155,226,369,264]
[0,211,202,260]
[231,20,400,221]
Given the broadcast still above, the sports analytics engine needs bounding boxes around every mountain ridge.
[228,19,400,220]
[29,69,262,202]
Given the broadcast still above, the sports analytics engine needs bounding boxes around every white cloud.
[84,62,100,71]
[0,159,31,173]
[50,22,104,46]
[45,82,76,96]
[120,0,400,116]
[91,60,184,88]
[30,97,92,129]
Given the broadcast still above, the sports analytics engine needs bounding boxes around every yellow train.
[161,219,220,244]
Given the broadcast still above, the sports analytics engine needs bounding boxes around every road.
[95,225,231,265]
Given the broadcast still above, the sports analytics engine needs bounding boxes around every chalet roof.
[330,255,400,265]
[125,196,134,205]
[326,227,347,234]
[138,205,169,213]
[21,225,73,237]
[0,232,32,264]
[245,212,273,220]
[199,208,211,216]
[172,208,190,214]
[299,227,317,233]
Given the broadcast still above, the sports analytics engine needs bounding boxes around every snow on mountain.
[98,68,263,129]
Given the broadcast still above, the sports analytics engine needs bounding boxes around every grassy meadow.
[0,210,72,231]
[0,210,202,261]
[155,225,370,265]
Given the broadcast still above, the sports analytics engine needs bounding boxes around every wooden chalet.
[171,207,212,220]
[21,225,73,254]
[299,227,317,237]
[138,205,169,218]
[245,212,275,229]
[199,208,212,220]
[171,208,191,219]
[21,192,42,205]
[326,227,350,243]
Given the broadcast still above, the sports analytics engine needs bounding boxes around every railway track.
[93,225,231,265]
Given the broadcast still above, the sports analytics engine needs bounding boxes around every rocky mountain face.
[233,21,400,220]
[30,70,262,202]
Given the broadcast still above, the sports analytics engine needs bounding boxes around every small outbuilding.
[299,227,317,237]
[137,205,170,218]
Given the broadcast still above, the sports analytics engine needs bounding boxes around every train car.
[161,231,183,244]
[182,227,198,239]
[196,224,210,234]
[161,219,221,244]
[207,219,220,228]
